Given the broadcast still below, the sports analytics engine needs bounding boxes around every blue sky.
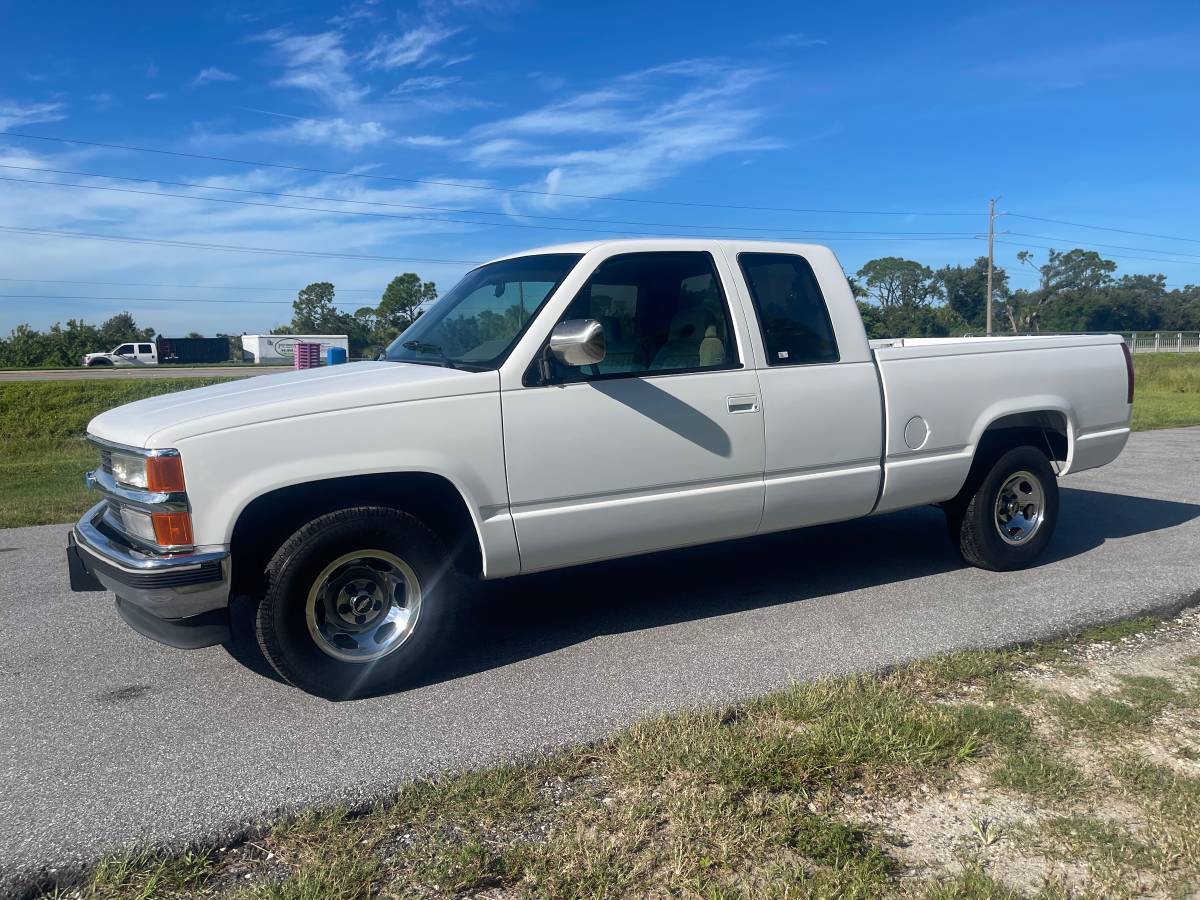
[2,0,1199,336]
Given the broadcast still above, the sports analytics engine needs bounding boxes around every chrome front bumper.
[69,501,232,648]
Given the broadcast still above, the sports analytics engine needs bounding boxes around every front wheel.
[255,507,459,698]
[949,445,1059,571]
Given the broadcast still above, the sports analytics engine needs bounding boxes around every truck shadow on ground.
[225,487,1200,695]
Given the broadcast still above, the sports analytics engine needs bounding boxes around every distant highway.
[0,366,288,382]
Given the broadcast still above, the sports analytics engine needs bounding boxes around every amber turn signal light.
[146,455,187,493]
[151,511,194,547]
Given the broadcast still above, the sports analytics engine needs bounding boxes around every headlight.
[110,452,149,489]
[109,450,186,493]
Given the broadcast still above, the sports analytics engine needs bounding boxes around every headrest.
[668,308,715,341]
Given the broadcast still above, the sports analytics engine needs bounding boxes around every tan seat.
[650,308,725,370]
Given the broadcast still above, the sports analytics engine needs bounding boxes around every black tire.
[255,507,459,699]
[950,445,1059,571]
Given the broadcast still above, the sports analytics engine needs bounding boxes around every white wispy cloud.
[366,22,461,69]
[281,117,390,149]
[145,92,168,101]
[466,60,778,207]
[191,66,238,87]
[90,92,117,110]
[400,134,460,147]
[391,74,461,93]
[0,144,489,334]
[971,34,1198,89]
[0,99,66,130]
[256,29,368,109]
[762,32,828,49]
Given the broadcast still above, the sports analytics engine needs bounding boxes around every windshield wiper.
[401,340,456,369]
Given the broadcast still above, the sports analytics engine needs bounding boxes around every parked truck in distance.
[67,239,1135,698]
[81,336,231,367]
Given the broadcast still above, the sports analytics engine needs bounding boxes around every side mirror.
[375,351,386,361]
[548,319,606,367]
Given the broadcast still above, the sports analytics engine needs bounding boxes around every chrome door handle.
[727,394,759,414]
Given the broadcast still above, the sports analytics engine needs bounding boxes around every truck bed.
[868,333,1131,513]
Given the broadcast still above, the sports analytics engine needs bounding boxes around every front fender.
[175,392,521,578]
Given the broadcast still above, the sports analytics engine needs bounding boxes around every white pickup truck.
[82,341,158,367]
[68,239,1134,697]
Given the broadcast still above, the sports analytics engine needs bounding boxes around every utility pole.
[986,197,996,337]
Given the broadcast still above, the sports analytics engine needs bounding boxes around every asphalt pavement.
[2,427,1199,893]
[0,366,282,382]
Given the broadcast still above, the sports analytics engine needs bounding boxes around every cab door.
[720,245,884,533]
[500,249,766,573]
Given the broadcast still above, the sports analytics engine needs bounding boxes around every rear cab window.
[737,253,839,366]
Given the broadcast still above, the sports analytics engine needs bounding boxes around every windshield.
[384,253,583,370]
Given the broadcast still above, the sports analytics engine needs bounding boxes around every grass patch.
[1041,674,1189,738]
[1131,353,1200,431]
[1066,616,1160,645]
[991,745,1091,801]
[612,675,987,797]
[1040,814,1159,870]
[920,866,1048,899]
[63,850,214,899]
[0,378,233,528]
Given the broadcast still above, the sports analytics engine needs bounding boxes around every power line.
[0,225,485,264]
[0,293,300,305]
[0,130,983,216]
[0,164,981,236]
[1006,231,1200,261]
[991,237,1200,269]
[0,276,380,293]
[1008,213,1200,246]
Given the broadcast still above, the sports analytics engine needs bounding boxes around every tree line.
[3,252,1200,368]
[852,249,1200,339]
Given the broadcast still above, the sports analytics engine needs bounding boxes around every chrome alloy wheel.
[994,470,1045,545]
[305,550,422,663]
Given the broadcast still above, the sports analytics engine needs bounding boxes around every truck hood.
[87,362,499,448]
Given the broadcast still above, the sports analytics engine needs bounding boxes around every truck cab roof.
[485,238,836,266]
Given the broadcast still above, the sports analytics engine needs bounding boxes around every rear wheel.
[948,445,1059,571]
[255,507,459,698]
